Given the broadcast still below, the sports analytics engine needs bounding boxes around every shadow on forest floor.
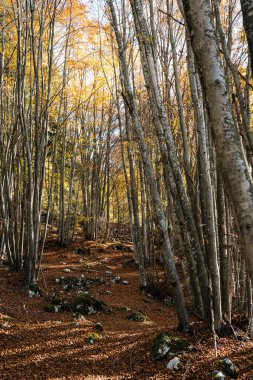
[0,241,253,380]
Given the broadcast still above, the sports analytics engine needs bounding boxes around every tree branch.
[158,9,185,26]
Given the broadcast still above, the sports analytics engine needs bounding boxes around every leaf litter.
[0,240,252,379]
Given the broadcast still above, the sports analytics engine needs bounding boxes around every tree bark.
[107,0,189,330]
[181,0,253,282]
[240,0,253,78]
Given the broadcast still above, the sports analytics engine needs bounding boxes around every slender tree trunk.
[240,0,253,78]
[107,0,188,330]
[181,0,253,283]
[129,0,209,316]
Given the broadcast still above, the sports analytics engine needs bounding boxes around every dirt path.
[0,241,252,379]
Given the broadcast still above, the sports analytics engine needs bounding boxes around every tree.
[180,0,253,285]
[240,0,253,78]
[107,0,189,331]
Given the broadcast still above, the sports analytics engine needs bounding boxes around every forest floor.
[0,240,253,380]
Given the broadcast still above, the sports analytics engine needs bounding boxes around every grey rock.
[223,358,238,379]
[127,311,149,322]
[212,371,226,379]
[152,331,193,360]
[1,322,11,330]
[167,357,180,370]
[95,322,104,332]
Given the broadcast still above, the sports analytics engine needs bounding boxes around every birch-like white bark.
[181,0,253,282]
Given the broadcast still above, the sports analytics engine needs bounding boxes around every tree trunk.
[240,0,253,78]
[107,0,189,331]
[181,0,253,283]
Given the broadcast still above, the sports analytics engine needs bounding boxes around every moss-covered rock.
[45,293,63,305]
[109,244,132,252]
[60,300,72,312]
[44,291,110,315]
[114,306,131,311]
[94,322,104,332]
[44,294,71,313]
[127,311,149,322]
[86,332,101,344]
[170,336,193,352]
[44,304,56,312]
[152,331,172,360]
[76,247,91,255]
[212,371,226,379]
[152,331,193,360]
[28,283,43,297]
[55,276,103,291]
[223,358,238,379]
[72,295,111,315]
